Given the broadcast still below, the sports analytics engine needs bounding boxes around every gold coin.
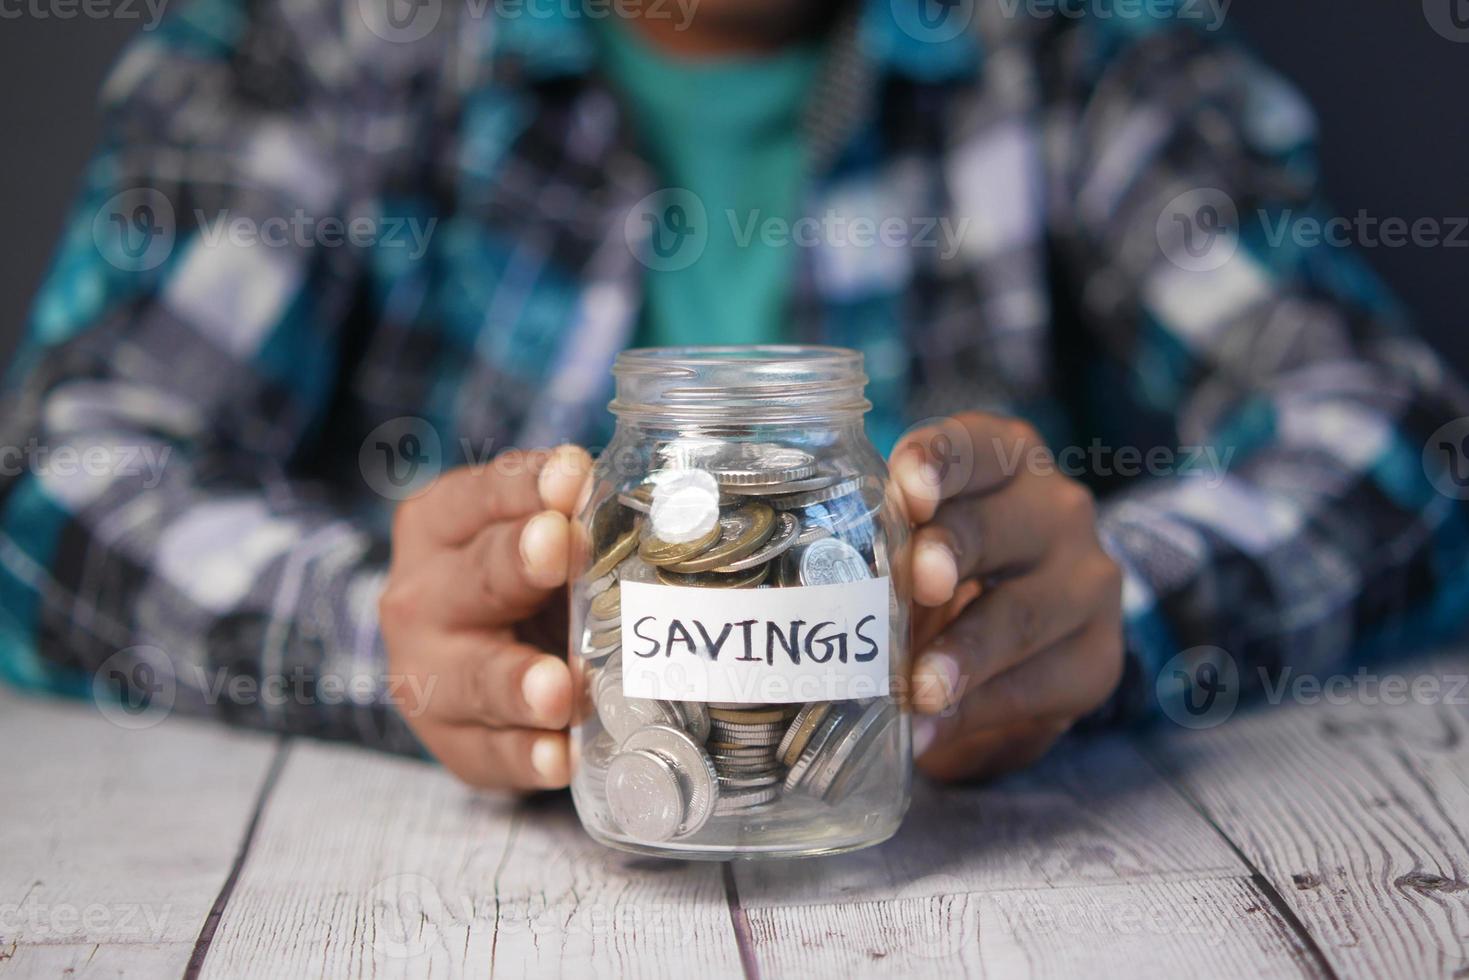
[639,521,723,566]
[660,503,776,573]
[778,702,833,766]
[586,525,639,581]
[655,563,769,589]
[589,584,621,621]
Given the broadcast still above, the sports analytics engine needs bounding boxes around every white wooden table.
[4,652,1469,979]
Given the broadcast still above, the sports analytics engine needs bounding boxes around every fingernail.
[916,540,958,602]
[898,461,942,503]
[519,511,561,570]
[531,735,565,784]
[912,716,939,758]
[521,658,564,722]
[915,650,962,710]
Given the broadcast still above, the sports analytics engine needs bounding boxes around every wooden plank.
[743,877,1321,979]
[736,733,1245,906]
[0,942,197,978]
[0,687,278,977]
[1145,654,1469,978]
[199,740,747,979]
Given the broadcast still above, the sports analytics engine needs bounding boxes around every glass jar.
[568,345,912,860]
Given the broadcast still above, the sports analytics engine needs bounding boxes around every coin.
[640,520,723,567]
[617,484,655,513]
[614,554,660,584]
[621,724,720,837]
[581,732,618,782]
[593,670,683,742]
[710,510,798,573]
[723,469,841,497]
[717,772,781,789]
[766,475,864,510]
[660,503,776,573]
[647,469,722,544]
[782,709,847,793]
[589,585,621,622]
[674,700,711,742]
[777,702,833,766]
[709,706,795,725]
[655,563,770,588]
[798,537,872,585]
[809,701,897,802]
[586,525,640,581]
[714,784,780,813]
[606,748,685,842]
[704,443,817,487]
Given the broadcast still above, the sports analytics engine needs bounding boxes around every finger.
[890,413,1041,522]
[915,717,1069,783]
[910,476,1064,606]
[910,555,1114,713]
[445,635,572,729]
[539,445,594,516]
[386,511,570,626]
[423,724,571,791]
[917,618,1122,740]
[393,450,556,563]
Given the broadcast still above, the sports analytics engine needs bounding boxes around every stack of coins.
[575,440,898,844]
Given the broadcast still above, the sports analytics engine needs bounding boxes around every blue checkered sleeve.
[1043,23,1469,725]
[0,0,422,752]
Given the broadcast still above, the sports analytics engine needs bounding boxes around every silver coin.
[798,537,873,586]
[674,701,712,743]
[606,748,685,842]
[794,522,832,547]
[783,709,847,792]
[714,784,780,813]
[621,724,720,838]
[584,571,617,598]
[717,771,782,788]
[710,511,799,573]
[593,670,683,743]
[808,702,898,803]
[581,732,618,780]
[766,475,864,509]
[704,443,817,487]
[614,554,661,585]
[722,470,841,497]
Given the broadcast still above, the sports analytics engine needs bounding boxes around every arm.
[1042,21,1469,725]
[895,18,1469,778]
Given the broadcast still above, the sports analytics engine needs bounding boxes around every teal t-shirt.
[595,23,819,348]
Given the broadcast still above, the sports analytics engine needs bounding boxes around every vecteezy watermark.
[1156,645,1240,730]
[0,0,169,29]
[0,438,172,489]
[1423,416,1469,500]
[993,0,1231,32]
[624,187,709,272]
[356,0,700,45]
[990,437,1234,489]
[727,209,972,262]
[1423,0,1469,42]
[0,900,173,941]
[91,189,439,272]
[359,417,445,501]
[1156,646,1469,729]
[92,652,442,729]
[1158,188,1468,271]
[889,0,976,44]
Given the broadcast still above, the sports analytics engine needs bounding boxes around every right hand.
[379,445,592,791]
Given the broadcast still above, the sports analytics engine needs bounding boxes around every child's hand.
[379,445,592,790]
[891,414,1125,782]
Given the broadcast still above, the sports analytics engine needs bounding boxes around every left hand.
[890,413,1125,782]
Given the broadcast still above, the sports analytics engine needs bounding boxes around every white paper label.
[619,578,892,704]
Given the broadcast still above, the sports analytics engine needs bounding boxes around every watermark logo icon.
[624,188,708,272]
[1156,188,1240,272]
[92,188,175,272]
[358,0,441,43]
[1156,645,1239,729]
[893,416,978,506]
[92,645,177,730]
[367,873,447,958]
[891,0,975,43]
[360,417,443,500]
[1422,416,1469,500]
[1424,0,1469,41]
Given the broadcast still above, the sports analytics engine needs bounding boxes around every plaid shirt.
[3,0,1466,749]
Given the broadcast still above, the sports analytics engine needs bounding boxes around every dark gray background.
[1,3,1466,372]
